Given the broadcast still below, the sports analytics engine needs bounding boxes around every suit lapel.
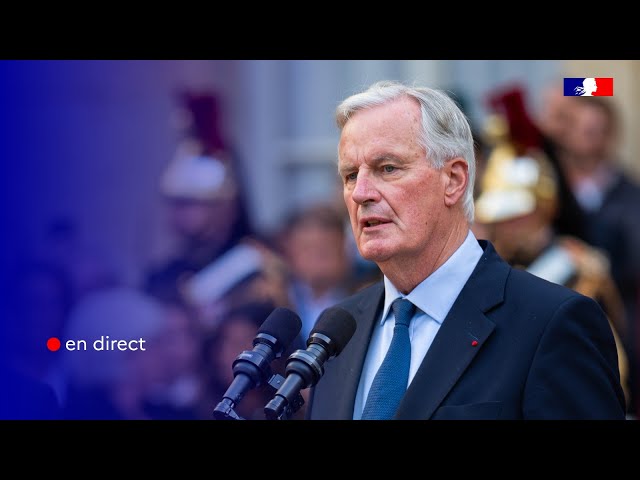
[395,241,509,420]
[330,282,385,419]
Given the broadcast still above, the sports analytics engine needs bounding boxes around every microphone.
[213,307,302,420]
[264,306,357,420]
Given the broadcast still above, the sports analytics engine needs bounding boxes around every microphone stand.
[213,374,305,420]
[264,374,305,420]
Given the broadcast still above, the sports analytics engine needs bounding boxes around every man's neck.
[507,226,554,268]
[379,221,470,295]
[563,154,612,184]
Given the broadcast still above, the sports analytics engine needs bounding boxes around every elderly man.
[306,81,625,420]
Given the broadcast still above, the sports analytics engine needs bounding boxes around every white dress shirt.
[353,230,483,419]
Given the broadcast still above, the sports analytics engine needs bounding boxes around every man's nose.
[351,173,380,205]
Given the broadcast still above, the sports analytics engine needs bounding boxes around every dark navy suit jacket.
[307,240,625,420]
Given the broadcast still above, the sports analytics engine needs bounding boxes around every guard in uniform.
[475,114,630,408]
[143,92,289,328]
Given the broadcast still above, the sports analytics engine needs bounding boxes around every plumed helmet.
[475,114,557,224]
[160,140,237,201]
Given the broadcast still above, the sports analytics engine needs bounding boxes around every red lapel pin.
[471,340,479,347]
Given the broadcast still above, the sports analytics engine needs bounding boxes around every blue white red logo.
[564,78,613,96]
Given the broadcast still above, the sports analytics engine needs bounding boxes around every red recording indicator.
[47,337,61,352]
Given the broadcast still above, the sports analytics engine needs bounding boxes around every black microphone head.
[257,307,302,352]
[310,306,357,356]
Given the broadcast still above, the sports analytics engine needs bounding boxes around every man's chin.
[358,245,394,264]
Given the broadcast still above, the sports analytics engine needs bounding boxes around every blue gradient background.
[0,60,181,418]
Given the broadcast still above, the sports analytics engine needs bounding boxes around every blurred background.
[0,60,638,420]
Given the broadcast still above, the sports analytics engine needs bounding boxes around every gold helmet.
[475,114,557,224]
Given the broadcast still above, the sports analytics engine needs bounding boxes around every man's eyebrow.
[338,162,356,175]
[339,153,405,172]
[369,153,403,165]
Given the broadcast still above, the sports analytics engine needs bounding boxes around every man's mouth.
[361,218,391,229]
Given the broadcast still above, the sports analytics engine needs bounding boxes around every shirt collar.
[381,230,483,325]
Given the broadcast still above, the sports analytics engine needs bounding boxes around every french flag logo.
[564,78,614,96]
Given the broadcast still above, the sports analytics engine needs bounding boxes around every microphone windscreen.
[258,307,302,348]
[310,307,357,355]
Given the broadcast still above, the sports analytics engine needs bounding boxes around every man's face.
[338,97,447,265]
[539,87,575,145]
[488,212,540,262]
[165,196,237,245]
[286,223,347,290]
[565,103,611,159]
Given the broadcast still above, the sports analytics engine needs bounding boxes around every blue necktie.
[361,298,416,420]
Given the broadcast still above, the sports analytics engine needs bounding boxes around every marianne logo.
[564,78,614,96]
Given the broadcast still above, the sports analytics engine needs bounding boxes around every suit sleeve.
[523,294,626,419]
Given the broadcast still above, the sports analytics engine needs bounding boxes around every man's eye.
[383,165,396,173]
[346,172,357,182]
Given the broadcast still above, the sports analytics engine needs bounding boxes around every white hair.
[336,80,476,223]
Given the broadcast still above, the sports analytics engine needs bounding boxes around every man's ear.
[443,157,468,208]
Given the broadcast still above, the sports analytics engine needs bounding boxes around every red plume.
[487,84,543,154]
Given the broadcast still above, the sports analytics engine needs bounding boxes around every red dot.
[471,340,479,347]
[47,337,61,352]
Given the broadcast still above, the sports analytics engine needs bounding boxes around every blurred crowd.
[1,84,639,420]
[0,91,380,420]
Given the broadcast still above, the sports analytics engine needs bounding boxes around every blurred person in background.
[488,85,587,240]
[143,142,253,307]
[537,85,575,155]
[38,217,120,304]
[62,287,179,419]
[144,91,253,305]
[280,203,353,343]
[144,91,289,329]
[1,259,73,406]
[559,97,640,414]
[0,259,72,418]
[474,114,630,408]
[561,97,640,305]
[142,300,202,419]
